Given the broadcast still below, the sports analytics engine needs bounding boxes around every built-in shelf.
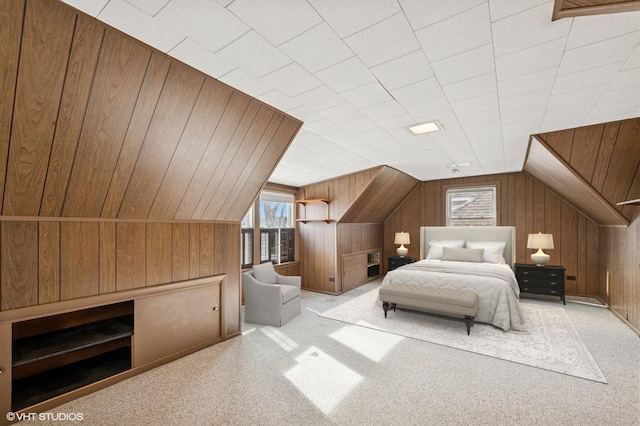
[296,198,333,224]
[616,199,640,206]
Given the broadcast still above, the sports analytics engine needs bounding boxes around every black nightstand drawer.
[388,256,416,271]
[514,263,566,304]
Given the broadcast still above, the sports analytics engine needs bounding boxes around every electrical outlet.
[566,275,576,281]
[328,276,335,282]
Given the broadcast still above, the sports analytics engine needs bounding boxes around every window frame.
[444,183,499,227]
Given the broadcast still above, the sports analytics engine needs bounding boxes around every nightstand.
[388,256,416,271]
[514,263,566,304]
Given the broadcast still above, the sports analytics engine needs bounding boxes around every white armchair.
[242,262,301,327]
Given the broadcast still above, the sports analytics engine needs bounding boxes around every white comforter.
[381,260,525,331]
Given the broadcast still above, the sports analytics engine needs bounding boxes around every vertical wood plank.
[190,223,201,279]
[172,223,190,282]
[40,15,105,216]
[560,201,578,294]
[0,0,25,208]
[61,222,99,300]
[101,52,171,217]
[148,79,233,219]
[199,223,215,277]
[119,63,205,219]
[213,223,241,336]
[146,222,172,286]
[3,0,76,215]
[38,221,60,304]
[1,222,38,310]
[99,222,116,294]
[569,124,603,182]
[591,122,619,192]
[62,29,151,217]
[116,223,146,291]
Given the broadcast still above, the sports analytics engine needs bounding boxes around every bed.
[381,226,525,331]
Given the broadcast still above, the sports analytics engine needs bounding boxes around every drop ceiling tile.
[361,100,407,121]
[309,0,401,38]
[497,67,557,99]
[286,105,318,122]
[340,116,379,132]
[294,86,345,111]
[345,13,421,67]
[456,107,500,126]
[558,32,640,76]
[258,90,302,112]
[303,119,343,136]
[416,4,491,63]
[217,31,292,78]
[552,62,623,96]
[280,23,354,73]
[495,38,565,81]
[622,45,640,70]
[377,114,417,131]
[431,44,495,85]
[488,0,549,22]
[227,0,322,46]
[156,0,249,52]
[499,88,551,113]
[261,63,322,97]
[318,103,363,123]
[315,57,377,94]
[97,0,184,52]
[370,50,434,91]
[399,0,486,31]
[169,39,236,78]
[500,105,546,125]
[390,77,445,106]
[342,82,394,109]
[547,86,609,111]
[404,96,453,122]
[442,72,497,102]
[491,2,571,57]
[450,92,498,115]
[124,0,170,15]
[566,12,640,50]
[61,0,108,16]
[218,68,272,97]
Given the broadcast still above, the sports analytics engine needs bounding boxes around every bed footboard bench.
[379,283,479,335]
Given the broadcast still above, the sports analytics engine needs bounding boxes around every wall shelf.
[616,199,640,206]
[296,198,333,224]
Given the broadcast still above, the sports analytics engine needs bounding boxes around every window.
[446,186,496,226]
[241,207,254,269]
[241,190,296,268]
[259,191,295,264]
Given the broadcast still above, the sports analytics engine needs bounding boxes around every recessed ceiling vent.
[447,162,470,174]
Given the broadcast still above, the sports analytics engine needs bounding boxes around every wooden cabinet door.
[0,322,11,417]
[342,253,367,293]
[134,283,221,367]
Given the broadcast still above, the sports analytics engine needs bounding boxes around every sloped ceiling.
[553,0,640,20]
[526,117,640,225]
[59,0,640,188]
[0,0,301,221]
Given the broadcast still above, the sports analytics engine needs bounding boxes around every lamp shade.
[527,233,554,249]
[394,232,410,245]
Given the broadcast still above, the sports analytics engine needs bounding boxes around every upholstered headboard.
[419,226,516,269]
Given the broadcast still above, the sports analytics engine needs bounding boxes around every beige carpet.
[320,288,607,383]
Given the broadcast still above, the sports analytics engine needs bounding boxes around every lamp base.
[397,245,408,258]
[531,249,550,266]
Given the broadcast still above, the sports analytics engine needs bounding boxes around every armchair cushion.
[280,285,299,304]
[252,262,277,284]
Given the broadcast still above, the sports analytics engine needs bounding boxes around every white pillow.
[466,241,506,264]
[426,240,465,260]
[441,247,484,263]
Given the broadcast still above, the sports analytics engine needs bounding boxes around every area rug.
[320,288,606,383]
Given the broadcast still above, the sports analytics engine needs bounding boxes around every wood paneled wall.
[0,0,301,340]
[0,219,241,335]
[0,0,300,222]
[536,118,640,223]
[383,172,601,297]
[599,210,640,332]
[298,166,417,293]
